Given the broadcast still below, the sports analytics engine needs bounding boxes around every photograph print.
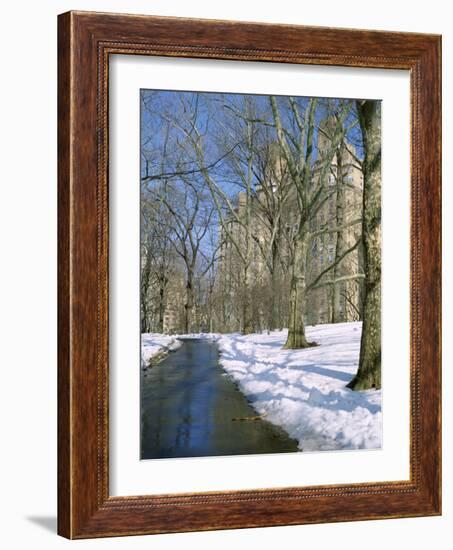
[140,89,382,459]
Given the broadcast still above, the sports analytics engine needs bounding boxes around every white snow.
[141,333,182,368]
[140,322,382,452]
[217,322,382,452]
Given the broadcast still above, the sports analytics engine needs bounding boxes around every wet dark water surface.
[141,339,298,459]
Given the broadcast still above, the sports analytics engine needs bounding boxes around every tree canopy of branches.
[140,90,380,390]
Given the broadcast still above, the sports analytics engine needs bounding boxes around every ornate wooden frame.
[58,10,441,539]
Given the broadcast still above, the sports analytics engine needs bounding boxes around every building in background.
[147,119,365,335]
[306,128,364,325]
[217,122,365,332]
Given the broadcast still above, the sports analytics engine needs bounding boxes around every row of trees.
[140,91,381,390]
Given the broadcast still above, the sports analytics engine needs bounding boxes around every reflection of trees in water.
[174,347,195,451]
[140,341,297,459]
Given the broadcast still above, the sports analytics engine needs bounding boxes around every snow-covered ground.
[218,322,382,452]
[140,322,382,452]
[141,333,182,369]
[141,332,220,368]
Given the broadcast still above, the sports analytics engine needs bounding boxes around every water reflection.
[141,339,298,459]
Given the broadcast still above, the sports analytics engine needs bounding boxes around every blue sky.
[139,89,375,261]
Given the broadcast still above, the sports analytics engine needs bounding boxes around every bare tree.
[269,97,359,347]
[141,94,220,334]
[304,125,365,324]
[140,91,369,342]
[140,199,176,332]
[347,100,381,390]
[161,94,260,333]
[144,178,215,334]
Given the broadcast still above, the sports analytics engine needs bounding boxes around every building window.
[311,238,318,256]
[328,244,334,262]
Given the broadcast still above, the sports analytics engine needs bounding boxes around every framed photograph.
[58,11,441,538]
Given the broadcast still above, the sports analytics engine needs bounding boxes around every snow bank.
[141,333,182,369]
[218,322,382,452]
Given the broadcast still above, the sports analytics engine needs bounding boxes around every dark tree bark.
[268,241,279,331]
[332,143,346,323]
[242,263,253,334]
[183,271,194,334]
[284,227,312,348]
[140,250,152,333]
[157,273,167,333]
[347,101,381,391]
[268,96,318,349]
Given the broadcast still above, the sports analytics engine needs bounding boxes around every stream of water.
[141,339,298,459]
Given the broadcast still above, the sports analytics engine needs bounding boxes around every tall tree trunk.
[284,229,312,349]
[332,144,346,323]
[140,246,152,333]
[269,242,279,331]
[140,296,149,333]
[269,268,278,331]
[184,271,194,334]
[269,96,318,349]
[208,285,214,333]
[157,274,166,333]
[327,285,335,324]
[347,101,381,390]
[242,263,253,334]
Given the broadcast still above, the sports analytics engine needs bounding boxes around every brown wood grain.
[57,10,442,539]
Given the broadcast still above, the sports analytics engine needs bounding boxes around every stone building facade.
[217,125,365,331]
[157,122,365,334]
[305,136,364,325]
